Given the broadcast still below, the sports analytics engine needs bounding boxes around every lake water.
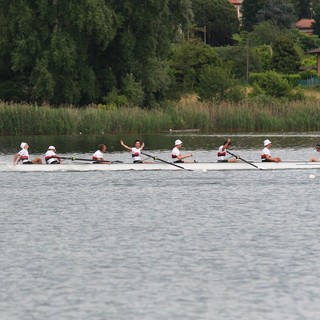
[1,133,320,319]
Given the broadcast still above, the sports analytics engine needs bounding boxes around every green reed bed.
[197,100,320,132]
[0,103,78,135]
[1,100,320,135]
[78,107,173,134]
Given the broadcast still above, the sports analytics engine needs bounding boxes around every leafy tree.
[192,0,239,46]
[0,0,119,105]
[312,5,320,36]
[291,29,320,52]
[241,0,266,31]
[106,0,192,106]
[292,0,312,19]
[248,21,291,46]
[249,71,294,99]
[168,41,222,93]
[270,36,301,73]
[216,44,265,80]
[257,0,297,29]
[122,74,144,106]
[0,0,192,106]
[197,65,244,102]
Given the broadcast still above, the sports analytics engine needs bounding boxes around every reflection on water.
[0,132,320,154]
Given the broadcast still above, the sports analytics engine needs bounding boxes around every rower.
[120,139,149,163]
[309,144,320,162]
[171,139,193,163]
[13,142,42,165]
[261,139,281,163]
[92,144,111,164]
[217,138,238,163]
[45,146,61,164]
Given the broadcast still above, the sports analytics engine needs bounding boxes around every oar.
[226,150,262,170]
[59,156,123,164]
[141,152,192,171]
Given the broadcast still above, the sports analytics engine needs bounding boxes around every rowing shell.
[1,162,320,172]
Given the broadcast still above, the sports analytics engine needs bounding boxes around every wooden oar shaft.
[226,150,262,170]
[141,152,192,171]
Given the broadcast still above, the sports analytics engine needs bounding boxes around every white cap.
[20,142,27,149]
[48,146,56,150]
[264,139,272,146]
[175,139,183,146]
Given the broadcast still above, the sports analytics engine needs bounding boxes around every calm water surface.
[1,133,320,319]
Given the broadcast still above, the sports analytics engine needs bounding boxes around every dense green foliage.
[257,0,296,29]
[192,0,239,46]
[293,0,313,19]
[197,66,244,102]
[1,0,320,125]
[168,41,221,93]
[270,37,301,73]
[0,0,191,106]
[241,0,266,31]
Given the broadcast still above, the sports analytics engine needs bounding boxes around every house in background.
[296,19,315,35]
[229,0,243,20]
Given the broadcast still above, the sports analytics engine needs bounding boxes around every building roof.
[307,48,320,55]
[296,19,315,35]
[296,19,315,29]
[229,0,242,5]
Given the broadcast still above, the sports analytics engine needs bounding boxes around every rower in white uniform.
[217,138,238,163]
[92,144,111,164]
[171,139,193,163]
[120,139,146,163]
[13,142,42,165]
[45,146,61,164]
[261,139,281,163]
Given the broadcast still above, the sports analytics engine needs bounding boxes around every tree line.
[1,0,320,107]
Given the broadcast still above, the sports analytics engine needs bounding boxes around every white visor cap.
[264,139,272,146]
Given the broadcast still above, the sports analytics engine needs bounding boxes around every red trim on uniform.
[217,152,226,156]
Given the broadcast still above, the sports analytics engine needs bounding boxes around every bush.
[197,65,244,102]
[249,71,292,98]
[102,88,128,107]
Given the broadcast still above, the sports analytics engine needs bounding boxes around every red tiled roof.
[296,19,315,29]
[229,0,242,4]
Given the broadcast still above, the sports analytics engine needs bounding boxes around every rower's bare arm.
[120,140,131,151]
[268,155,281,163]
[178,153,192,160]
[13,153,20,165]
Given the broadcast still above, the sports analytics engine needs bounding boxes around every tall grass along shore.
[1,100,320,135]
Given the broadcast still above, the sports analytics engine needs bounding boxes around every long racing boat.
[1,161,320,172]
